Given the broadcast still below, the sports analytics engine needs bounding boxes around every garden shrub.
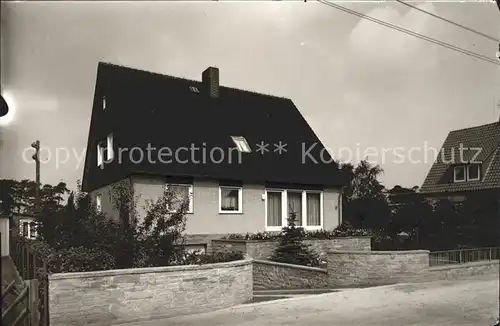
[30,181,192,273]
[52,247,116,273]
[26,239,115,273]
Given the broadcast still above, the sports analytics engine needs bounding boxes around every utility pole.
[31,140,41,214]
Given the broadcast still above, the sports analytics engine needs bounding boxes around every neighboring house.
[420,121,500,202]
[81,62,348,245]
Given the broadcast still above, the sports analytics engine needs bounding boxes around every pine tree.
[271,212,320,267]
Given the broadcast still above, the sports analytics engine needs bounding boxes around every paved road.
[119,274,499,326]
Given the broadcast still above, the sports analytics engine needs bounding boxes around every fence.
[2,279,40,326]
[429,247,500,267]
[9,233,50,326]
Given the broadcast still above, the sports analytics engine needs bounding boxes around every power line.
[318,0,500,67]
[395,0,500,43]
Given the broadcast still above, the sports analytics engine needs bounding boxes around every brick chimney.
[202,66,219,98]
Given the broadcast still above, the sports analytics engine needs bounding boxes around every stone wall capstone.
[48,260,252,326]
[252,260,328,290]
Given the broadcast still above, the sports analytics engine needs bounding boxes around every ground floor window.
[265,189,323,231]
[166,184,194,213]
[219,186,243,213]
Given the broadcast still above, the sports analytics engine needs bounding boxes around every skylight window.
[231,136,251,153]
[189,86,199,93]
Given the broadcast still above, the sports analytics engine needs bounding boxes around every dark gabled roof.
[81,62,348,192]
[420,121,500,194]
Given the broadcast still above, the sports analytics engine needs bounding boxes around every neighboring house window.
[453,166,466,182]
[107,134,114,161]
[219,186,243,213]
[96,194,102,212]
[102,96,106,110]
[20,220,37,239]
[467,164,480,181]
[97,142,104,167]
[167,184,194,213]
[22,221,29,238]
[265,189,323,231]
[29,222,37,239]
[231,136,251,153]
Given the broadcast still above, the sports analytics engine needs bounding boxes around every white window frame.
[264,189,323,231]
[453,166,466,183]
[97,143,104,167]
[95,194,102,212]
[106,134,114,161]
[467,164,480,181]
[166,184,194,214]
[218,186,243,214]
[264,189,285,231]
[230,136,251,153]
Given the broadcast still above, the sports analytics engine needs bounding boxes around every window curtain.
[221,188,239,210]
[287,192,302,226]
[307,193,321,226]
[267,192,282,226]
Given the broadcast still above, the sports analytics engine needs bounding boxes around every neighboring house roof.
[420,121,500,194]
[82,62,348,192]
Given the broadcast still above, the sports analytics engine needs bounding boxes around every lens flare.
[0,92,16,126]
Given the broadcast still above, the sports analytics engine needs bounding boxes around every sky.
[0,1,499,191]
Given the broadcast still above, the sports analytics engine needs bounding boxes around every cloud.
[347,3,439,79]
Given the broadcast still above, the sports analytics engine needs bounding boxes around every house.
[419,121,500,203]
[81,62,348,246]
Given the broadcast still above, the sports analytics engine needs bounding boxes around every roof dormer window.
[467,164,480,181]
[453,164,481,183]
[453,166,466,183]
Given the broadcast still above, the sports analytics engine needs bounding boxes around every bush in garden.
[28,179,190,273]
